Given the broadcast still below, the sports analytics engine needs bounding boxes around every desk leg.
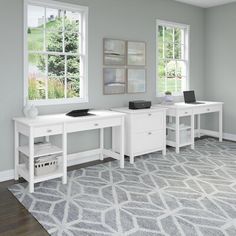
[62,126,67,185]
[176,116,180,154]
[14,123,19,180]
[120,117,125,168]
[130,155,134,164]
[100,128,104,160]
[29,129,34,193]
[191,115,195,149]
[197,114,201,138]
[45,136,50,143]
[219,109,223,142]
[162,112,166,156]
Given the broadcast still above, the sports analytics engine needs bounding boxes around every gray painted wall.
[205,3,236,134]
[0,0,205,171]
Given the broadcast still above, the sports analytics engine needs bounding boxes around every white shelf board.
[18,164,63,184]
[167,140,192,148]
[18,144,62,158]
[166,125,191,131]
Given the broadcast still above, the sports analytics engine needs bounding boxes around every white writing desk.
[14,110,125,193]
[154,101,223,153]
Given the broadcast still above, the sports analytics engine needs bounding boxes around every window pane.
[48,77,65,99]
[158,78,166,94]
[65,10,80,31]
[28,76,46,100]
[174,43,184,59]
[174,28,182,45]
[48,55,65,76]
[158,26,164,59]
[166,78,176,93]
[164,27,174,44]
[28,28,44,51]
[67,77,80,98]
[28,54,46,100]
[165,43,174,59]
[27,6,44,52]
[46,8,63,31]
[176,78,182,93]
[67,56,80,77]
[46,31,63,52]
[158,60,165,78]
[176,61,186,78]
[166,60,176,79]
[28,5,44,29]
[65,32,79,53]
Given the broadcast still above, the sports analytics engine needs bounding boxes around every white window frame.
[24,0,88,106]
[156,19,190,97]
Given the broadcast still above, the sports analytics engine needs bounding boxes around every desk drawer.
[66,117,121,133]
[133,130,164,154]
[33,124,63,137]
[177,109,193,117]
[194,105,220,115]
[131,111,164,133]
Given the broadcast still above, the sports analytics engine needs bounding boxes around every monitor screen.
[183,90,196,103]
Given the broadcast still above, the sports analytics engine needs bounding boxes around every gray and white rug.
[9,138,236,236]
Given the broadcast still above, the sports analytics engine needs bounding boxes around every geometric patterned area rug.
[9,138,236,236]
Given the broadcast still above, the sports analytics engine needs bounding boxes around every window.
[24,0,88,105]
[156,20,189,96]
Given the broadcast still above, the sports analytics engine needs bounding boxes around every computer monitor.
[183,90,196,103]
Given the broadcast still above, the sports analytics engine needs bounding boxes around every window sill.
[26,97,89,106]
[156,94,183,98]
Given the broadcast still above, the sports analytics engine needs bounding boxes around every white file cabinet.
[111,107,167,163]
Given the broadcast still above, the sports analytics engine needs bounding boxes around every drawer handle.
[94,123,99,127]
[185,112,188,114]
[207,108,210,111]
[148,132,152,135]
[47,129,52,133]
[148,113,152,116]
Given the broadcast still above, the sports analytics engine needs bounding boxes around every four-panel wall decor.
[103,39,146,95]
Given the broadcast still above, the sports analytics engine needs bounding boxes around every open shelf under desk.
[18,144,63,158]
[17,164,63,184]
[166,125,191,131]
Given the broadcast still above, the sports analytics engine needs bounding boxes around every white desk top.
[154,101,223,110]
[111,107,167,114]
[14,110,125,126]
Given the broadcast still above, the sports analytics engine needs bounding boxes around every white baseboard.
[200,129,236,142]
[0,169,14,182]
[223,133,236,142]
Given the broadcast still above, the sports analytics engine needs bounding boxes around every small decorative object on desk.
[163,91,174,105]
[28,105,38,119]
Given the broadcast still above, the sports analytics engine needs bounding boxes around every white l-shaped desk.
[14,110,125,193]
[155,101,223,153]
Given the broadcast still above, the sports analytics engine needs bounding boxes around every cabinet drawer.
[177,109,193,117]
[66,118,121,133]
[194,105,220,115]
[131,112,164,133]
[33,124,63,137]
[133,130,164,154]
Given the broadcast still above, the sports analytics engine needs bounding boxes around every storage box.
[35,156,59,176]
[25,155,59,176]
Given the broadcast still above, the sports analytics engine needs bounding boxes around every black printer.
[129,100,152,110]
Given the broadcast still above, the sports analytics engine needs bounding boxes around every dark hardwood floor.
[0,158,114,236]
